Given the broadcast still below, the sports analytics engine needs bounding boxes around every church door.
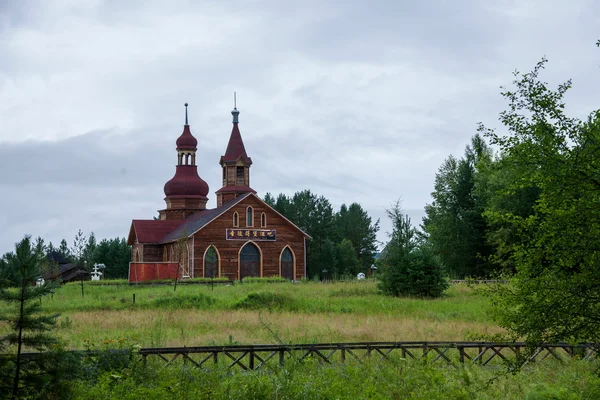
[240,242,260,280]
[280,247,294,280]
[204,246,219,278]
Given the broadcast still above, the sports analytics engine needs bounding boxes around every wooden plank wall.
[192,196,306,280]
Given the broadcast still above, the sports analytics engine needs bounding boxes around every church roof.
[129,192,311,245]
[220,109,252,165]
[160,194,251,243]
[215,185,257,194]
[129,220,184,244]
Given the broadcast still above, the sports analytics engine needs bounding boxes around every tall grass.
[0,281,504,349]
[69,355,600,400]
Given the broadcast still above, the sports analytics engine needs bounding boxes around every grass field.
[27,280,503,349]
[4,279,600,399]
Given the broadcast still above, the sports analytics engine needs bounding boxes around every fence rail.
[135,341,599,370]
[16,342,598,370]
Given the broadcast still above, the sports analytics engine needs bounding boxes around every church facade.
[127,104,309,282]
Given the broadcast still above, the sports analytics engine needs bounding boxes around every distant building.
[45,251,88,283]
[127,103,310,282]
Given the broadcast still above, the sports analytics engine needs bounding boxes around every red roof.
[129,220,184,244]
[128,193,311,246]
[220,122,252,165]
[164,165,209,198]
[176,125,197,150]
[215,185,257,194]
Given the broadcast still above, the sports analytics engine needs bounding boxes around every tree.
[334,203,380,270]
[58,239,71,262]
[422,135,495,278]
[93,238,131,279]
[475,152,540,272]
[70,229,87,266]
[274,193,292,216]
[263,192,275,207]
[379,200,448,298]
[336,239,360,276]
[480,56,600,343]
[315,238,338,279]
[264,189,379,279]
[83,232,97,267]
[0,236,60,399]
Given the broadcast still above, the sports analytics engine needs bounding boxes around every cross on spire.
[231,92,240,124]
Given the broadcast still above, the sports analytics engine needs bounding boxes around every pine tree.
[0,236,60,399]
[336,239,360,276]
[379,201,448,298]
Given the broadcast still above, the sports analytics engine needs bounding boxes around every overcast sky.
[0,0,598,253]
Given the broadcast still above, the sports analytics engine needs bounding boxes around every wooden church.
[127,103,309,282]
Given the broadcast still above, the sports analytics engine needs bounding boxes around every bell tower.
[159,103,210,220]
[216,95,256,206]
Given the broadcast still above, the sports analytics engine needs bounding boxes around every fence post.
[279,350,285,366]
[459,347,465,364]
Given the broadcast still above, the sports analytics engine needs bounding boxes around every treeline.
[0,230,130,280]
[263,190,379,279]
[420,55,600,344]
[421,134,496,279]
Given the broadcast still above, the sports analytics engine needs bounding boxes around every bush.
[241,277,289,283]
[378,201,448,298]
[233,292,298,311]
[379,244,449,298]
[151,293,216,309]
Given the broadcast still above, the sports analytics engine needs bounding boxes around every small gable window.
[247,206,254,227]
[261,212,266,228]
[233,212,239,227]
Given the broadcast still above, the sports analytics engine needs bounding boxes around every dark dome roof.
[176,125,198,150]
[164,166,209,198]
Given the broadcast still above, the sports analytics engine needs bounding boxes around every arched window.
[204,245,219,278]
[260,212,266,228]
[280,247,294,280]
[239,242,261,280]
[233,212,239,227]
[246,206,254,227]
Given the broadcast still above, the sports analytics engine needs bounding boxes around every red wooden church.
[127,103,309,282]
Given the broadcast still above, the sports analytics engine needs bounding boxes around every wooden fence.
[136,341,599,370]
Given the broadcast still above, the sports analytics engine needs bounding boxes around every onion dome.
[176,103,198,150]
[163,103,209,199]
[164,166,209,198]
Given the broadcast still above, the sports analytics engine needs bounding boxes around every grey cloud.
[1,0,598,253]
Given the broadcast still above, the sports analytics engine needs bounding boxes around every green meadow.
[34,280,499,349]
[3,280,599,399]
